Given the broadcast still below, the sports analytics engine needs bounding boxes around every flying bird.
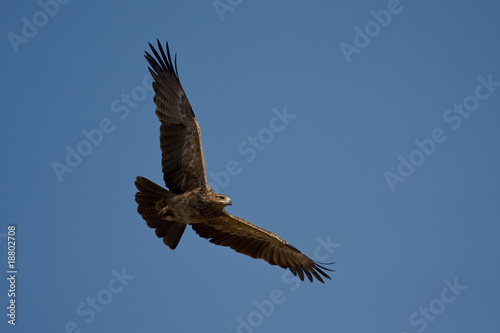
[135,40,333,283]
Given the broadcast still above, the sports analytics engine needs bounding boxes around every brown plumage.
[135,40,333,283]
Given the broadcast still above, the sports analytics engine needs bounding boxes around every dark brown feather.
[134,176,186,249]
[145,40,207,193]
[191,212,333,283]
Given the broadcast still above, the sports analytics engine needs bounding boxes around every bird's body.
[158,184,230,224]
[135,40,333,283]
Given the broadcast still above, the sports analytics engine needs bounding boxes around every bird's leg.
[157,206,176,221]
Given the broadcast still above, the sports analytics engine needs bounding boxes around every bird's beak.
[227,199,232,206]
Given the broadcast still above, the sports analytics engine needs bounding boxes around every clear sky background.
[1,1,499,332]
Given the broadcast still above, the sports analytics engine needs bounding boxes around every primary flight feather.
[135,40,333,283]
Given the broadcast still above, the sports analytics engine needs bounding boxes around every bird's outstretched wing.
[144,40,207,193]
[191,212,333,283]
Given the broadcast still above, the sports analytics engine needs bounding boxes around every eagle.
[135,40,333,283]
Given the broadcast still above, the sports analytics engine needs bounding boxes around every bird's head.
[211,193,232,210]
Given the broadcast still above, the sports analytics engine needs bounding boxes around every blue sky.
[1,0,500,332]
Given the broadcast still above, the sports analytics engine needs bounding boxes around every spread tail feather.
[134,176,186,249]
